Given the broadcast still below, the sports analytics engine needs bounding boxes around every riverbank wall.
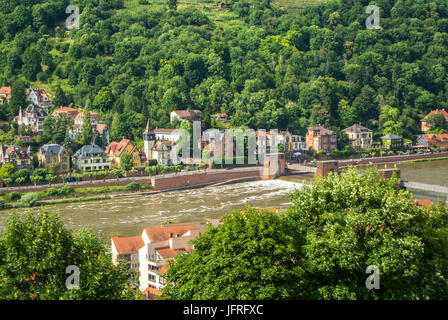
[150,167,262,191]
[317,152,448,177]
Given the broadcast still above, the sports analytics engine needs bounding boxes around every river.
[0,160,446,238]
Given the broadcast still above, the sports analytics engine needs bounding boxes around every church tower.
[143,118,156,161]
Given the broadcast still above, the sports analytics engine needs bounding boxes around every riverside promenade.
[0,167,263,194]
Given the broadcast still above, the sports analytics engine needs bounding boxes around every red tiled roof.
[0,86,11,100]
[75,111,103,121]
[172,110,201,119]
[142,287,162,298]
[423,109,448,121]
[114,139,131,157]
[156,247,186,259]
[105,142,118,154]
[143,225,194,243]
[95,123,108,135]
[416,199,432,207]
[52,107,79,118]
[424,134,448,141]
[111,236,145,254]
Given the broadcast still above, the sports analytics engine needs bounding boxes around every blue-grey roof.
[381,134,403,140]
[40,144,63,157]
[73,144,107,159]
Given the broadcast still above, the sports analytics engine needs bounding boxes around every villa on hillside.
[37,144,70,172]
[16,104,48,133]
[344,123,373,149]
[105,139,147,169]
[416,134,448,149]
[0,145,34,172]
[143,118,181,163]
[0,86,11,105]
[66,111,109,146]
[170,109,201,123]
[306,126,337,152]
[151,141,175,166]
[215,113,228,121]
[421,109,448,132]
[72,144,111,171]
[52,106,79,118]
[381,134,404,150]
[28,88,52,108]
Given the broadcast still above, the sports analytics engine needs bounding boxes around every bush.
[126,182,141,191]
[60,186,75,195]
[6,192,21,202]
[43,188,59,197]
[20,193,39,207]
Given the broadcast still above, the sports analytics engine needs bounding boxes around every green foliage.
[163,207,301,299]
[163,168,448,300]
[0,164,16,178]
[0,210,135,300]
[125,181,141,191]
[120,153,133,171]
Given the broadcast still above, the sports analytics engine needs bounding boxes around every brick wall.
[151,169,261,191]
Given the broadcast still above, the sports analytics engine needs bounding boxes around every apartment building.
[343,123,373,149]
[306,126,337,152]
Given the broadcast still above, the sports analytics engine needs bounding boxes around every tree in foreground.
[163,168,448,300]
[163,207,303,299]
[0,210,136,300]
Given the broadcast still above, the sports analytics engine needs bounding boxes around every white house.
[138,223,205,294]
[28,89,52,108]
[170,109,201,123]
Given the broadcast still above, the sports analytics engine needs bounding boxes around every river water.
[0,160,446,238]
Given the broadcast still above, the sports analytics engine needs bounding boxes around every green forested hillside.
[1,0,448,146]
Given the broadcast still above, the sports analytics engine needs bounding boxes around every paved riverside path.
[400,181,448,194]
[0,166,262,193]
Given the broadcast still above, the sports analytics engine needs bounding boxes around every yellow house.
[105,139,146,169]
[38,144,70,172]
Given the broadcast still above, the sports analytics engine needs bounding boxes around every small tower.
[143,118,156,161]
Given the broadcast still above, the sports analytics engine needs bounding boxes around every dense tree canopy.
[0,0,447,143]
[0,210,136,300]
[163,168,448,299]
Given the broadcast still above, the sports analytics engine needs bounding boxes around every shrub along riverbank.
[0,182,153,210]
[405,156,448,163]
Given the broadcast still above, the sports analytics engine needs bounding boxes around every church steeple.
[143,117,155,142]
[144,118,151,134]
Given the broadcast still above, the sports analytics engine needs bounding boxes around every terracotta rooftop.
[0,86,11,100]
[423,109,448,121]
[143,225,194,243]
[111,236,145,254]
[415,199,432,207]
[156,247,186,259]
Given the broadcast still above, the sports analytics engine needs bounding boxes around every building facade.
[17,104,48,133]
[306,126,337,152]
[344,124,373,149]
[0,86,11,105]
[421,109,448,132]
[105,139,146,169]
[72,144,111,171]
[170,110,201,123]
[381,134,404,150]
[0,145,34,172]
[28,89,52,108]
[37,144,70,172]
